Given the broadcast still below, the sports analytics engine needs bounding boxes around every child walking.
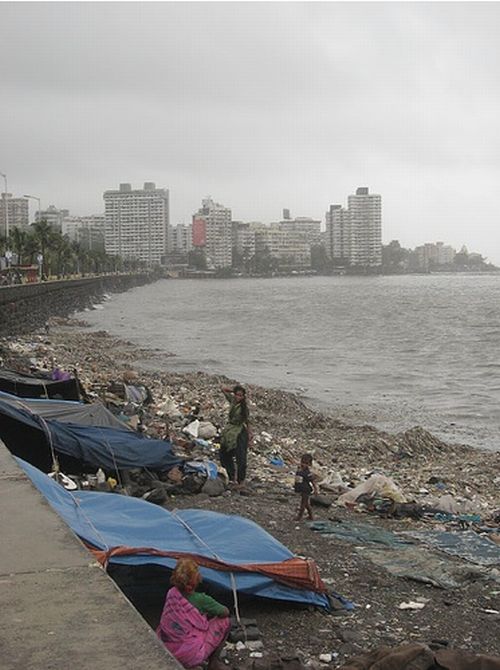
[294,453,318,521]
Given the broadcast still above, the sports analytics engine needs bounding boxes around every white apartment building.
[192,197,232,269]
[0,194,29,236]
[103,182,169,265]
[326,187,382,267]
[232,221,268,261]
[254,227,311,268]
[35,205,69,231]
[347,187,382,266]
[171,223,193,255]
[325,204,351,263]
[62,215,106,251]
[278,216,322,246]
[414,242,456,270]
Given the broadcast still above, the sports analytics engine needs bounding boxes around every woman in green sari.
[219,384,250,487]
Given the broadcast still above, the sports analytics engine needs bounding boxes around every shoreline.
[1,319,500,666]
[102,326,499,456]
[4,317,499,501]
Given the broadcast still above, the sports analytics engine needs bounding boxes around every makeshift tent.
[0,398,182,473]
[0,391,129,430]
[0,368,80,400]
[17,458,331,610]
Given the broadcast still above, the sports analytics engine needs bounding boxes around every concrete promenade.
[0,442,179,670]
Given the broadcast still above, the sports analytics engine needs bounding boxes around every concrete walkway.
[0,443,179,670]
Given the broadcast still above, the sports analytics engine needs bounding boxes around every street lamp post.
[0,171,8,241]
[23,194,41,225]
[36,253,43,282]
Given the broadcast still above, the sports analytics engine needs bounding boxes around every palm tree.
[32,220,54,279]
[70,240,85,276]
[9,227,27,265]
[23,233,40,266]
[51,234,72,278]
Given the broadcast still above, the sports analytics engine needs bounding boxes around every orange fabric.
[87,544,326,593]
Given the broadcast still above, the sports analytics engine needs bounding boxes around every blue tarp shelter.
[0,398,182,472]
[17,458,330,610]
[0,390,129,430]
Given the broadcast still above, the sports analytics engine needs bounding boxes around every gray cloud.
[2,2,500,262]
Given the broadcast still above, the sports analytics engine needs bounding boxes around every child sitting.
[294,453,319,521]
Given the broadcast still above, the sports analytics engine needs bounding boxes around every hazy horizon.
[1,2,500,262]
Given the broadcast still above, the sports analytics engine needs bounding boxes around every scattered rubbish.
[337,473,407,507]
[47,471,78,491]
[398,601,426,610]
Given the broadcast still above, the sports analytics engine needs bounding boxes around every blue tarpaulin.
[0,398,182,471]
[17,458,330,609]
[0,390,129,430]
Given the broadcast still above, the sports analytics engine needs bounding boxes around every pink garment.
[156,587,230,668]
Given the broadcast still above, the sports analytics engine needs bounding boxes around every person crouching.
[157,558,230,669]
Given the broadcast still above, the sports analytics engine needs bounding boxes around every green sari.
[220,394,247,452]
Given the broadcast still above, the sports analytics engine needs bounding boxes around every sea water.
[76,274,500,451]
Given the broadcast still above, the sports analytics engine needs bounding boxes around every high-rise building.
[103,182,170,265]
[347,187,382,266]
[171,223,193,255]
[0,194,29,236]
[325,204,351,263]
[192,197,232,269]
[326,187,382,267]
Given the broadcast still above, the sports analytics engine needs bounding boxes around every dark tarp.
[0,368,80,400]
[0,390,129,430]
[405,530,500,567]
[355,545,492,590]
[0,398,182,473]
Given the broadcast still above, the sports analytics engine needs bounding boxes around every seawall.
[0,442,178,669]
[0,273,160,336]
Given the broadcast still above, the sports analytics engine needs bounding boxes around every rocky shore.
[1,318,500,668]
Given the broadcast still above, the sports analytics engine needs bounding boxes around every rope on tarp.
[171,509,244,631]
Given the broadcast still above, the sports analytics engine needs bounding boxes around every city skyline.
[2,3,500,262]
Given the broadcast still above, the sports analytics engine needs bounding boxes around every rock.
[142,487,167,505]
[202,477,225,497]
[197,421,218,439]
[310,494,332,508]
[246,640,264,651]
[339,630,363,644]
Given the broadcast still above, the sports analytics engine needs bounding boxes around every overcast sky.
[1,2,500,261]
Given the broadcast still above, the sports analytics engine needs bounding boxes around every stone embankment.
[0,272,161,336]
